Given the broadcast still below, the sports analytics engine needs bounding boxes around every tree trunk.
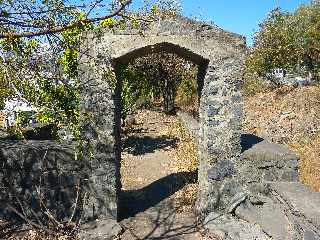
[163,78,176,114]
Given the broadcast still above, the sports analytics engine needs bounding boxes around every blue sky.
[180,0,312,45]
[86,0,313,45]
[128,0,312,46]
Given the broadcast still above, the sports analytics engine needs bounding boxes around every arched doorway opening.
[112,43,209,220]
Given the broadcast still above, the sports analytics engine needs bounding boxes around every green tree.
[0,0,186,135]
[120,52,197,116]
[246,3,320,80]
[0,0,135,137]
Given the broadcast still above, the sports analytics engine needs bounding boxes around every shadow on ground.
[120,205,202,239]
[119,171,197,220]
[123,135,178,156]
[241,133,264,152]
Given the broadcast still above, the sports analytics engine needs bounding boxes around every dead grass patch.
[243,85,320,191]
[289,134,320,192]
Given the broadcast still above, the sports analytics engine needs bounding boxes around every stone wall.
[239,141,299,184]
[178,112,301,214]
[205,183,320,240]
[0,141,82,222]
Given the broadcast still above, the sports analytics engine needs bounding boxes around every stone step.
[205,182,320,240]
[270,182,320,234]
[234,182,320,240]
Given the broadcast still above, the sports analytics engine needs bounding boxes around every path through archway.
[119,110,202,239]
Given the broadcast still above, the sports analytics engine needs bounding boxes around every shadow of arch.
[123,135,178,156]
[241,133,264,152]
[118,171,197,220]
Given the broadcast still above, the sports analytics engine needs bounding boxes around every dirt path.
[119,110,203,240]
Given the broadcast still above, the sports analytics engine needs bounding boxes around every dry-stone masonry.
[0,141,80,221]
[78,15,246,221]
[203,139,320,240]
[179,112,320,239]
[206,182,320,240]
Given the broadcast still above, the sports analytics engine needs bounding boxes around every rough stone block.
[280,170,299,182]
[208,160,235,181]
[235,201,293,240]
[304,231,320,240]
[285,159,299,170]
[242,140,300,162]
[79,219,123,240]
[204,214,270,240]
[207,105,219,117]
[240,140,300,185]
[270,182,320,229]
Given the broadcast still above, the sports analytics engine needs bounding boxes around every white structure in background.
[272,68,286,78]
[1,97,38,128]
[267,68,313,87]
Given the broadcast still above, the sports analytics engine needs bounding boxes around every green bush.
[242,73,271,96]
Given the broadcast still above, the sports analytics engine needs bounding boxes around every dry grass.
[166,120,199,212]
[289,134,320,192]
[243,85,320,191]
[0,224,78,240]
[166,121,199,173]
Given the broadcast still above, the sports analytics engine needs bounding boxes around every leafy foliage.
[0,0,132,137]
[120,52,198,117]
[0,0,188,138]
[0,0,132,38]
[246,3,320,79]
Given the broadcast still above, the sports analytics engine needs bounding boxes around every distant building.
[1,97,38,128]
[266,67,313,87]
[272,68,286,78]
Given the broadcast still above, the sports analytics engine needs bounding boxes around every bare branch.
[0,0,132,39]
[7,205,54,235]
[0,5,87,16]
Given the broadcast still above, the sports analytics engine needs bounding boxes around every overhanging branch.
[0,0,132,39]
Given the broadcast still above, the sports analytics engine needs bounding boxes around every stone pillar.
[197,58,243,215]
[78,34,120,221]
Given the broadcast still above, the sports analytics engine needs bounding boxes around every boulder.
[204,214,270,240]
[208,160,235,181]
[79,219,123,240]
[270,182,320,229]
[242,140,299,163]
[239,140,300,184]
[235,200,292,240]
[233,182,320,240]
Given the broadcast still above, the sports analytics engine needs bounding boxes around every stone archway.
[78,16,246,221]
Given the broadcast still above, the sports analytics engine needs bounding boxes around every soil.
[118,109,204,240]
